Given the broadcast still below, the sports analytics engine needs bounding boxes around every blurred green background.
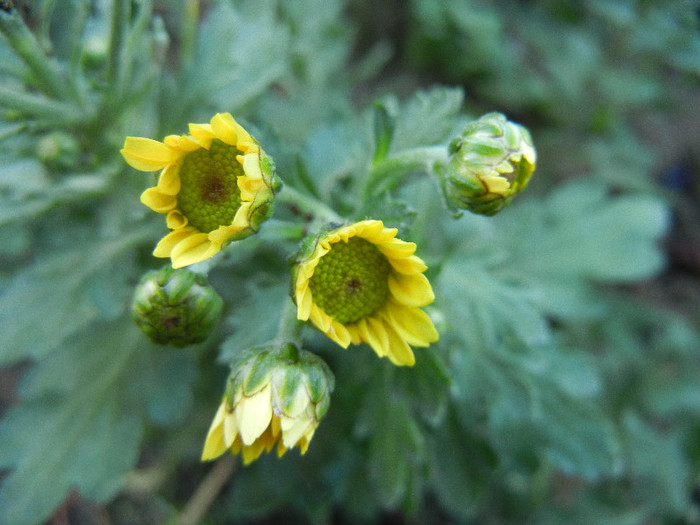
[0,0,699,524]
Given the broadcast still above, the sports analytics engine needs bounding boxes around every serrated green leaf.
[0,323,139,525]
[170,1,289,124]
[427,410,496,520]
[0,318,197,525]
[0,236,140,366]
[438,260,552,349]
[388,87,464,152]
[367,399,421,509]
[497,180,670,283]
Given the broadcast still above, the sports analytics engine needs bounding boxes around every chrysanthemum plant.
[119,103,534,463]
[0,2,681,524]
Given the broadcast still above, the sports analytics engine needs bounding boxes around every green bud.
[202,343,334,464]
[442,112,536,216]
[132,266,223,347]
[37,131,81,171]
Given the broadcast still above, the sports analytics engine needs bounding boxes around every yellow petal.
[358,317,389,358]
[188,123,215,142]
[163,134,201,152]
[236,384,273,446]
[240,152,263,180]
[388,255,428,275]
[354,219,385,239]
[483,175,511,193]
[329,320,352,348]
[238,175,264,201]
[241,441,266,465]
[222,411,238,448]
[280,417,313,449]
[140,188,177,213]
[166,210,188,229]
[157,165,181,195]
[387,305,439,347]
[121,137,178,171]
[346,323,363,345]
[211,113,238,146]
[384,323,416,366]
[170,233,220,268]
[309,305,332,333]
[153,227,197,258]
[296,285,313,321]
[201,404,227,461]
[231,117,253,144]
[231,202,253,231]
[377,239,416,259]
[208,225,236,245]
[388,272,435,307]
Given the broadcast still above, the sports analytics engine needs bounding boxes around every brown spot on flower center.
[201,176,229,204]
[345,278,362,294]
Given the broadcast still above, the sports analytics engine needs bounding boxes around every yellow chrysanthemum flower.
[201,344,333,465]
[293,220,439,366]
[120,113,278,268]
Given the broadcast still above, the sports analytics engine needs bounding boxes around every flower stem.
[178,454,235,525]
[181,0,199,66]
[277,184,344,224]
[364,145,448,199]
[275,297,305,347]
[107,0,129,95]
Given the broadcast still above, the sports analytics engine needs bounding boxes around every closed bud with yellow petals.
[442,112,536,216]
[201,343,334,465]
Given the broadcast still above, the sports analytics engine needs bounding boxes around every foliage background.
[0,0,699,524]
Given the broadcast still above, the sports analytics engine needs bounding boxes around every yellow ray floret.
[121,113,277,268]
[294,220,439,366]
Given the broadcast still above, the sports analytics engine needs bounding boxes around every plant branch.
[178,454,235,525]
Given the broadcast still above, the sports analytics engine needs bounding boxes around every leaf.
[438,260,552,350]
[621,411,691,514]
[449,339,620,480]
[0,319,197,525]
[219,281,289,363]
[0,236,139,366]
[427,410,496,521]
[388,87,464,153]
[172,1,290,122]
[300,121,369,202]
[498,180,670,283]
[367,396,423,509]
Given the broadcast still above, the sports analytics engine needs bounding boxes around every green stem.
[119,0,154,95]
[0,9,74,101]
[107,0,129,96]
[181,0,199,66]
[276,185,344,224]
[364,145,448,199]
[0,86,83,125]
[275,297,304,347]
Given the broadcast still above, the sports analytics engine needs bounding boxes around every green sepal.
[131,266,223,347]
[241,348,276,396]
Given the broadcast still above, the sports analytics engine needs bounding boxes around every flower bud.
[442,112,536,216]
[37,131,81,171]
[132,266,223,346]
[201,343,334,464]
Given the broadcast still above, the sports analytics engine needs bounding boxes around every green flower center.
[309,237,390,324]
[177,139,243,233]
